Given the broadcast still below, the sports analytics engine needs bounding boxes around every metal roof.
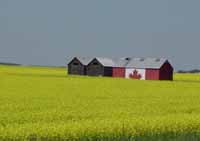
[125,58,168,69]
[95,57,116,67]
[69,57,170,69]
[76,57,93,65]
[112,58,130,67]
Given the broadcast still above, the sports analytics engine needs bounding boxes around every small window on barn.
[93,62,98,65]
[73,62,79,65]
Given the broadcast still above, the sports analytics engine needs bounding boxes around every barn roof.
[69,57,171,69]
[95,57,116,67]
[68,57,93,66]
[77,57,94,65]
[125,58,168,69]
[112,58,130,67]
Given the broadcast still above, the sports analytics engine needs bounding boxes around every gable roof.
[68,57,93,66]
[69,57,172,69]
[77,57,94,65]
[95,57,116,67]
[93,57,115,67]
[126,58,168,69]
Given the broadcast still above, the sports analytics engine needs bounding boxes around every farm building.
[125,58,173,80]
[87,57,114,77]
[112,58,130,78]
[68,57,173,80]
[68,57,93,75]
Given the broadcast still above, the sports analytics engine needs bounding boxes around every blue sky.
[0,0,200,70]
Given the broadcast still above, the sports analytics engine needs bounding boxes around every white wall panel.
[125,68,146,80]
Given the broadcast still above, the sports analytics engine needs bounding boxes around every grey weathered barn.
[68,57,93,75]
[86,57,115,76]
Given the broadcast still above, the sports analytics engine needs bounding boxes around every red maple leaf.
[129,70,142,80]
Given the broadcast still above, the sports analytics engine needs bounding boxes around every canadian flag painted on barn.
[68,57,174,81]
[125,69,146,80]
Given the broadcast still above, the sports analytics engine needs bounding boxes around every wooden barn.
[68,57,174,80]
[125,58,173,80]
[112,58,130,78]
[68,57,93,75]
[87,57,114,77]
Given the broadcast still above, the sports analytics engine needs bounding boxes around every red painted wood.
[146,61,173,80]
[113,68,125,78]
[159,61,173,80]
[145,69,160,80]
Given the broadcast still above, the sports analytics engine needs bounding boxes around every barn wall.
[160,62,173,80]
[113,68,125,78]
[87,59,104,76]
[68,59,85,75]
[104,67,113,77]
[125,68,146,80]
[84,66,87,75]
[145,69,160,80]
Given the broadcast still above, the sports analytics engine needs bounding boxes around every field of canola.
[0,65,200,141]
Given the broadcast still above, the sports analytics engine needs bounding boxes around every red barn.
[112,58,130,78]
[125,58,173,80]
[113,68,126,78]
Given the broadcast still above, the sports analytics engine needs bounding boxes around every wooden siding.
[68,58,85,75]
[104,67,113,77]
[146,62,173,80]
[87,59,104,76]
[159,62,173,80]
[87,59,113,77]
[113,68,125,78]
[145,69,160,80]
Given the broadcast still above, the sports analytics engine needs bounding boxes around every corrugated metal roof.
[95,57,116,67]
[112,58,130,67]
[76,57,93,65]
[69,57,170,69]
[126,58,167,69]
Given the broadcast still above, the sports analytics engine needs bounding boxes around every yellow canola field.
[0,65,200,141]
